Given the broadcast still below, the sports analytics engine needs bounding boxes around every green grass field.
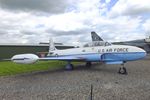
[0,61,81,76]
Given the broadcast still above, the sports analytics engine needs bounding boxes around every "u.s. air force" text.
[98,48,128,53]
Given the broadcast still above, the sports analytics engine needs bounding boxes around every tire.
[118,67,127,75]
[86,62,92,67]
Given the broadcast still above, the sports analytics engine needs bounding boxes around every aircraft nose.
[142,49,147,56]
[137,47,147,58]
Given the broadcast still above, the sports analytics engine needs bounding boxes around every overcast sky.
[0,0,150,45]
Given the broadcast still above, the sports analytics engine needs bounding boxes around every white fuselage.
[50,45,145,56]
[46,44,146,62]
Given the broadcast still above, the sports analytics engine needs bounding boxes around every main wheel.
[65,63,74,70]
[70,64,74,70]
[86,62,92,68]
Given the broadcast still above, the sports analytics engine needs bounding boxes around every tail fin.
[49,38,56,52]
[91,31,103,41]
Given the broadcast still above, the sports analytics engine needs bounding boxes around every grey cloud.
[45,29,94,44]
[46,29,91,37]
[20,30,36,35]
[0,24,19,35]
[123,7,150,16]
[0,30,7,35]
[0,32,25,43]
[0,0,72,14]
[110,1,150,17]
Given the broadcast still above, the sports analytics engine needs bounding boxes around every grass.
[0,61,81,76]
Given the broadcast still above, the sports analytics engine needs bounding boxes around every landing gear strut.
[86,62,92,68]
[65,61,74,70]
[118,63,128,75]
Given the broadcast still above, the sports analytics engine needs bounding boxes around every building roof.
[0,43,74,47]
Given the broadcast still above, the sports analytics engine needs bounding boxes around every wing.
[39,55,86,61]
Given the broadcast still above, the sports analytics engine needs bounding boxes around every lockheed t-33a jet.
[11,36,146,75]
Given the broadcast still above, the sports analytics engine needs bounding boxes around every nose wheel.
[118,63,128,75]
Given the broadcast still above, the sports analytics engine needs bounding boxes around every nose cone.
[136,47,147,58]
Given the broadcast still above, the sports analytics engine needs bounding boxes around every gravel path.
[0,60,150,100]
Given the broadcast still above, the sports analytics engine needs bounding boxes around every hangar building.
[0,43,74,60]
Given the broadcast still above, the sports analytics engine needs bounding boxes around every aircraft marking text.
[98,48,128,53]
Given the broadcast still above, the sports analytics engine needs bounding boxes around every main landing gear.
[118,63,128,75]
[65,61,92,70]
[86,62,92,68]
[65,61,74,70]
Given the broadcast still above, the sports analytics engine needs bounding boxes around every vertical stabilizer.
[91,31,103,41]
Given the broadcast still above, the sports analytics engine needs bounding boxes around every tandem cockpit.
[83,41,112,47]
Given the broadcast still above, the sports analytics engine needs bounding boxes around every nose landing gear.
[118,63,128,75]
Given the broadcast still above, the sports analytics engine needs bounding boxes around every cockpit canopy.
[83,41,111,47]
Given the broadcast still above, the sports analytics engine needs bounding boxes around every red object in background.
[40,53,45,58]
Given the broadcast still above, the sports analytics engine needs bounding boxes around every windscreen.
[83,41,111,47]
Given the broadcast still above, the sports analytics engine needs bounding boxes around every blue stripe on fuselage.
[101,52,146,62]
